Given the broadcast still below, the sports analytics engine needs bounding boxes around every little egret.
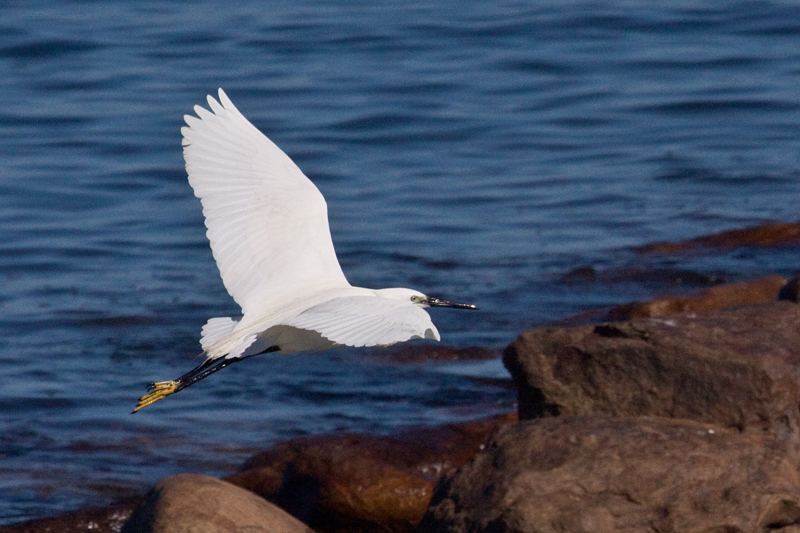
[133,89,476,412]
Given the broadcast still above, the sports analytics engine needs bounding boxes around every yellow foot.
[132,380,180,413]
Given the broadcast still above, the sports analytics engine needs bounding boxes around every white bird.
[133,89,476,412]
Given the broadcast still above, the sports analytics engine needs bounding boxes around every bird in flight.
[132,89,476,412]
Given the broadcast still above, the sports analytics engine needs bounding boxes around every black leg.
[170,357,236,393]
[133,345,280,413]
[145,356,217,393]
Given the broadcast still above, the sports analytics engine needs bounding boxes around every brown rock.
[120,474,313,533]
[0,500,138,533]
[560,265,724,286]
[635,219,800,253]
[372,345,499,363]
[780,275,800,303]
[420,417,800,533]
[277,447,434,531]
[503,301,800,434]
[609,275,787,319]
[226,414,515,533]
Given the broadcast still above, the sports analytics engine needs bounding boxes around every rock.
[608,275,787,319]
[120,474,312,533]
[503,301,800,434]
[780,275,800,303]
[560,266,724,286]
[226,414,515,533]
[231,435,438,527]
[635,219,800,254]
[230,448,436,533]
[420,417,800,533]
[0,500,138,533]
[276,446,434,531]
[374,345,499,363]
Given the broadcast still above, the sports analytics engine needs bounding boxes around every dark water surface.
[2,0,800,523]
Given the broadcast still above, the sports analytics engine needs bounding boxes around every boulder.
[420,416,800,533]
[226,414,515,533]
[503,302,800,434]
[121,474,313,533]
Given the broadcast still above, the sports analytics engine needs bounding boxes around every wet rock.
[560,266,724,286]
[371,344,499,363]
[121,474,312,533]
[635,219,800,253]
[275,446,433,531]
[4,414,513,533]
[226,414,515,533]
[0,500,137,533]
[780,275,800,303]
[420,416,800,533]
[504,301,800,434]
[608,275,787,319]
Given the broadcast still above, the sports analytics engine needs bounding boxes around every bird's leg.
[132,357,225,413]
[132,346,280,413]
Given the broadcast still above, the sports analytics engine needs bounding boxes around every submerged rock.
[634,219,800,253]
[0,500,137,533]
[608,275,787,319]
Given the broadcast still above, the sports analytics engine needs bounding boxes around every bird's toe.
[132,380,180,413]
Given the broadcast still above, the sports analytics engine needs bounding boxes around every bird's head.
[376,288,477,310]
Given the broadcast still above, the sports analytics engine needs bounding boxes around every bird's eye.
[411,295,422,303]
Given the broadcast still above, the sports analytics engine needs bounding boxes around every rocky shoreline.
[4,221,800,533]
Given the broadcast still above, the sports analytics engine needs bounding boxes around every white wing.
[282,296,440,347]
[181,89,350,314]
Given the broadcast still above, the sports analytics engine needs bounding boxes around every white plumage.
[133,89,475,412]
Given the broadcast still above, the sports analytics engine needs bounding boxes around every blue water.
[2,0,800,524]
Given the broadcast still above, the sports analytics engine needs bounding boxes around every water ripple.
[2,0,800,525]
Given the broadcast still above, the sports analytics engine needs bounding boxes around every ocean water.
[2,0,800,523]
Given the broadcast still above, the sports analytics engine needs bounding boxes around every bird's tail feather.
[200,316,240,352]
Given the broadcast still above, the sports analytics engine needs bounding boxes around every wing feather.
[282,296,440,347]
[182,89,350,314]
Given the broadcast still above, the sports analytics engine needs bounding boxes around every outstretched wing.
[182,89,350,315]
[281,296,440,347]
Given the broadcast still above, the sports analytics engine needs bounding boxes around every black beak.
[425,297,477,310]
